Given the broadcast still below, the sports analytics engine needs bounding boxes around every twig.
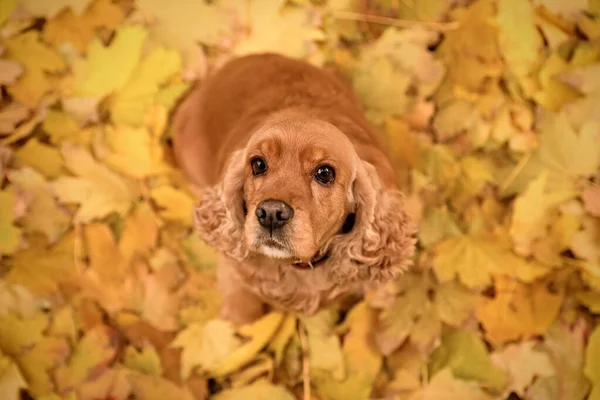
[299,323,311,400]
[330,10,460,32]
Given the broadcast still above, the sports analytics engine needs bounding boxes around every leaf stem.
[329,11,460,32]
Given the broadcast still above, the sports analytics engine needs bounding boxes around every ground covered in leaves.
[0,0,600,399]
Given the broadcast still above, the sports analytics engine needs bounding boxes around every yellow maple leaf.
[496,0,544,94]
[19,0,92,18]
[51,144,136,222]
[8,168,71,243]
[300,309,346,380]
[414,368,494,400]
[491,341,555,397]
[4,233,76,296]
[128,373,195,400]
[0,312,48,356]
[352,56,411,124]
[0,189,21,256]
[558,63,600,94]
[476,276,564,346]
[433,233,551,289]
[0,58,23,86]
[531,52,582,110]
[428,328,507,390]
[123,344,163,376]
[171,319,240,380]
[212,380,295,400]
[96,124,170,179]
[73,25,147,98]
[150,185,194,225]
[3,31,67,107]
[136,0,229,61]
[43,0,124,53]
[0,103,30,135]
[435,0,503,97]
[119,202,160,266]
[0,0,16,26]
[502,111,600,196]
[109,47,182,126]
[18,336,70,395]
[585,326,600,400]
[84,223,128,283]
[233,0,324,59]
[54,325,118,393]
[0,282,37,318]
[13,138,65,179]
[41,110,93,147]
[510,171,574,256]
[315,302,382,400]
[0,351,28,400]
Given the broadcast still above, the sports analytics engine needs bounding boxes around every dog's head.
[194,117,416,283]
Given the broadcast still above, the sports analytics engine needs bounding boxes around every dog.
[172,53,417,326]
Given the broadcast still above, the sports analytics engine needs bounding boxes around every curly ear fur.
[326,161,417,285]
[193,150,248,262]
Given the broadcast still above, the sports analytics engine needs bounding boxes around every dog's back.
[172,53,396,189]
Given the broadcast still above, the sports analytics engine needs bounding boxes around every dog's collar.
[292,251,330,270]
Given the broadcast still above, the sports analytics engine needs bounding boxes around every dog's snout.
[256,200,294,229]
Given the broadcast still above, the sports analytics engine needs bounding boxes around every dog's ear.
[331,160,417,284]
[193,149,248,261]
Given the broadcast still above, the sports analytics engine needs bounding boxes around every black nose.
[255,200,294,229]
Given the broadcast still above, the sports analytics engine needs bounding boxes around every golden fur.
[172,53,417,325]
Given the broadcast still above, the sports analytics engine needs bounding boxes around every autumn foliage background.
[1,0,600,399]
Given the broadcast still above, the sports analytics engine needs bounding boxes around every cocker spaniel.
[172,53,417,325]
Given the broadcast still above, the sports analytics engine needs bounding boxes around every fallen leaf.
[233,0,324,59]
[496,0,543,93]
[4,233,77,296]
[585,326,600,400]
[0,312,48,355]
[208,312,285,377]
[55,325,119,393]
[19,0,93,18]
[301,309,346,380]
[149,185,194,225]
[212,380,296,400]
[510,171,574,256]
[8,168,71,243]
[96,125,170,179]
[171,319,240,380]
[0,59,23,85]
[415,368,493,400]
[3,31,66,107]
[582,184,600,216]
[51,144,136,222]
[502,112,600,196]
[0,103,30,135]
[491,341,555,397]
[476,276,564,346]
[0,189,22,256]
[123,344,163,376]
[428,328,507,391]
[128,372,195,400]
[17,336,69,395]
[14,138,65,179]
[109,47,181,126]
[0,351,28,400]
[136,0,230,61]
[526,318,591,400]
[72,25,147,98]
[43,0,123,54]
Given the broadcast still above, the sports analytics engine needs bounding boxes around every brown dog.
[172,53,417,325]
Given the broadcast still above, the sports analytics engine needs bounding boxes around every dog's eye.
[251,157,267,176]
[314,165,335,185]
